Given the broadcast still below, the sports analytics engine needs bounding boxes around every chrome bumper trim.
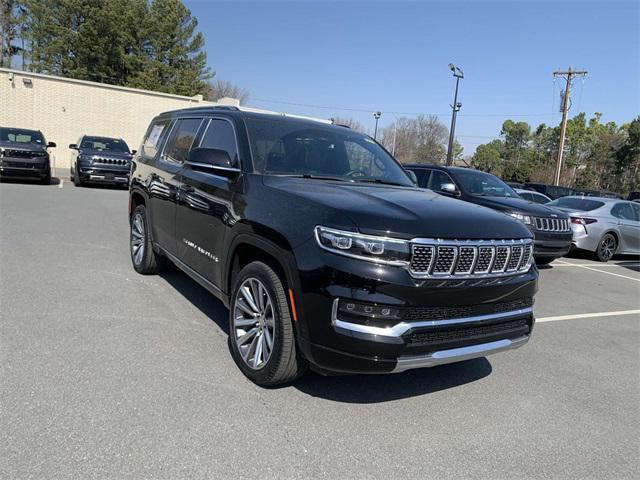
[392,335,530,372]
[89,174,128,182]
[331,298,533,340]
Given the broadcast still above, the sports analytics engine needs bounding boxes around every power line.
[250,97,555,118]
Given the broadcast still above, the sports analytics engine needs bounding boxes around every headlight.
[314,226,411,265]
[507,212,532,225]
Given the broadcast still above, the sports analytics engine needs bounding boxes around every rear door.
[611,202,640,252]
[176,117,241,287]
[148,117,203,255]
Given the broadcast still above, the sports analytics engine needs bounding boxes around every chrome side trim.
[392,335,530,372]
[331,299,533,340]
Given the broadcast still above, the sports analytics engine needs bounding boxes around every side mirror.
[186,147,238,176]
[69,144,78,149]
[405,169,418,185]
[130,149,137,155]
[47,141,57,148]
[440,183,460,196]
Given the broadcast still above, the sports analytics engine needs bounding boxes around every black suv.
[405,165,572,265]
[129,107,538,386]
[0,127,56,184]
[522,182,574,200]
[70,136,134,186]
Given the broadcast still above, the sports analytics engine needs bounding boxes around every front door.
[176,118,241,288]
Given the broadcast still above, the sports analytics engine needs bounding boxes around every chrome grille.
[93,156,128,166]
[534,217,570,232]
[409,239,533,279]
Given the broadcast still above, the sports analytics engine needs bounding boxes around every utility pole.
[552,67,587,185]
[446,64,464,166]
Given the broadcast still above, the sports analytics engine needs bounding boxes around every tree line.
[471,114,639,196]
[0,0,248,101]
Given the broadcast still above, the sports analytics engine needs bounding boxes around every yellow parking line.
[537,310,640,323]
[555,260,640,282]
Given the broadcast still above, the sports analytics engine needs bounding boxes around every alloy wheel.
[233,278,275,370]
[130,213,145,266]
[599,236,615,261]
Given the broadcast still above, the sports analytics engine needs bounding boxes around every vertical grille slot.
[506,246,523,271]
[455,247,477,274]
[433,246,458,274]
[474,246,495,273]
[410,245,435,273]
[492,246,510,272]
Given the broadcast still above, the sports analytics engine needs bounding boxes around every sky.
[186,0,639,154]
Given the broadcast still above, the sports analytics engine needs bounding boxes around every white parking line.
[553,262,640,268]
[555,260,640,282]
[537,309,640,323]
[58,179,64,189]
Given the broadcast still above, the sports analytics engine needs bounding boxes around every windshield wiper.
[356,178,409,187]
[276,173,349,182]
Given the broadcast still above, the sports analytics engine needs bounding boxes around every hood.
[263,176,532,240]
[79,148,131,159]
[468,195,569,218]
[0,141,48,153]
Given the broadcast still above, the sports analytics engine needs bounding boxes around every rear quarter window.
[141,119,171,162]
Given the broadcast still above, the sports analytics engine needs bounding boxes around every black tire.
[596,233,617,262]
[73,166,84,187]
[40,169,51,185]
[130,204,164,274]
[534,257,555,266]
[229,261,307,386]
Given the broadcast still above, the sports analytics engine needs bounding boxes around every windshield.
[80,137,130,153]
[0,128,45,145]
[245,118,414,186]
[455,170,518,197]
[547,197,605,211]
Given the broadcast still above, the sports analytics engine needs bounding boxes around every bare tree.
[379,115,449,164]
[205,79,250,104]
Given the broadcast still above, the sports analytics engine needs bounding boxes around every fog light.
[337,299,401,320]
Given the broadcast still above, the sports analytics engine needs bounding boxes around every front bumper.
[532,230,572,258]
[292,240,537,374]
[0,158,50,179]
[78,166,130,184]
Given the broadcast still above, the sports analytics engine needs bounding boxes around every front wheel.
[229,262,307,386]
[73,167,84,187]
[596,233,617,262]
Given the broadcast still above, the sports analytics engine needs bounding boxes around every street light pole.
[446,64,463,166]
[373,111,381,139]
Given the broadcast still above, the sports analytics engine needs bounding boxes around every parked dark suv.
[405,165,572,265]
[70,135,134,186]
[129,107,538,386]
[0,127,56,184]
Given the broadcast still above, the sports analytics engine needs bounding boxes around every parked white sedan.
[547,196,640,261]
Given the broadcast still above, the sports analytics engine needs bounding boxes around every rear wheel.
[130,204,164,274]
[229,261,307,386]
[596,233,617,262]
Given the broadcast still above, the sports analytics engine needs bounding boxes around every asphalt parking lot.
[1,178,639,479]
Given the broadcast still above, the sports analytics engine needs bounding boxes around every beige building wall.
[0,68,216,169]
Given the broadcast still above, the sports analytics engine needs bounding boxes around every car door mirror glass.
[69,144,78,149]
[47,142,56,148]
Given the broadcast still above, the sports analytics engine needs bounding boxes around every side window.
[141,119,171,161]
[520,192,531,201]
[199,119,239,167]
[163,118,202,165]
[411,169,430,188]
[631,203,640,221]
[611,202,636,221]
[428,170,454,191]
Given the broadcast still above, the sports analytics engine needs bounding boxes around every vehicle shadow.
[160,268,230,335]
[293,358,492,403]
[0,176,61,186]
